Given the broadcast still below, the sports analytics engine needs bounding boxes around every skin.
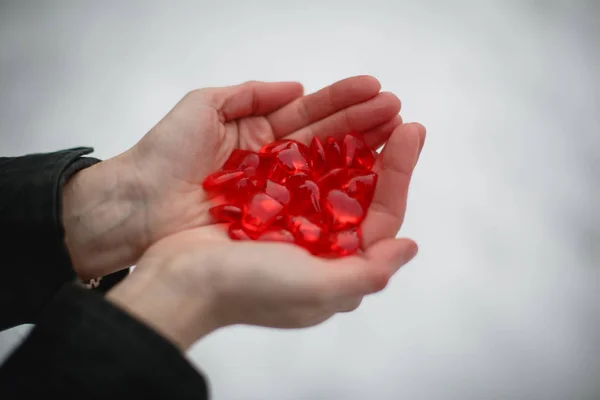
[61,76,426,350]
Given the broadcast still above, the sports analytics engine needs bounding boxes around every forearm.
[62,150,149,280]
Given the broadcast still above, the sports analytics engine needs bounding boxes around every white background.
[1,1,599,399]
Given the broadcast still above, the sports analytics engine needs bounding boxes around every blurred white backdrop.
[1,0,599,399]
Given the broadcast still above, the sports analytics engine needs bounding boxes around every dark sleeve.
[0,284,208,399]
[0,147,126,329]
[0,148,209,398]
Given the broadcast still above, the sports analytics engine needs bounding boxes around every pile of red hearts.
[202,133,378,257]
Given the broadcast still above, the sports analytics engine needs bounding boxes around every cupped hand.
[128,76,410,250]
[64,76,421,280]
[107,223,418,350]
[107,118,426,350]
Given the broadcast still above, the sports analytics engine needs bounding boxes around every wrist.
[106,265,220,350]
[62,151,149,280]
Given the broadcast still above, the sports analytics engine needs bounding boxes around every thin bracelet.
[64,235,102,289]
[80,276,102,289]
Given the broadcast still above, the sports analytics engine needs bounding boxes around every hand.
[106,121,425,350]
[62,76,417,280]
[106,221,418,351]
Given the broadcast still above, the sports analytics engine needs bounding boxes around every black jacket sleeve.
[0,148,209,399]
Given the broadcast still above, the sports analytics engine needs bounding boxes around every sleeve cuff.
[0,147,127,329]
[1,148,96,327]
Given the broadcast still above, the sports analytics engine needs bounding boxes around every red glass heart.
[225,177,258,206]
[286,176,321,216]
[223,150,260,172]
[325,137,343,169]
[268,162,290,184]
[342,171,377,208]
[272,214,286,226]
[255,154,275,179]
[209,204,242,223]
[265,179,290,205]
[202,170,244,191]
[228,222,251,241]
[290,141,311,160]
[342,132,375,170]
[241,192,284,235]
[284,172,310,186]
[259,140,293,155]
[288,215,326,253]
[328,227,362,256]
[323,189,364,231]
[317,168,347,195]
[250,177,265,191]
[277,145,311,174]
[284,173,309,189]
[257,227,295,243]
[309,136,327,176]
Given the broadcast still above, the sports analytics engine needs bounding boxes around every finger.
[286,92,401,145]
[362,114,403,150]
[199,81,304,121]
[319,237,418,298]
[361,123,422,246]
[319,257,391,298]
[267,75,381,138]
[364,238,418,276]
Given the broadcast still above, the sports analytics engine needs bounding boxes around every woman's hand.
[106,222,418,350]
[62,76,413,280]
[106,119,425,350]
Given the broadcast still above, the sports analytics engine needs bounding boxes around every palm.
[131,76,425,250]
